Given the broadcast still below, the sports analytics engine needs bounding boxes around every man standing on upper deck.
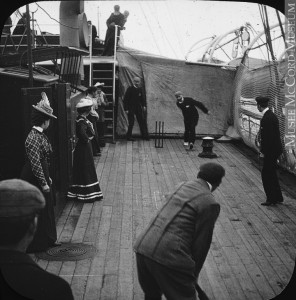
[102,5,125,56]
[255,96,284,206]
[175,91,210,150]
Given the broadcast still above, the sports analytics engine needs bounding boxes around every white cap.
[94,82,105,87]
[76,98,93,108]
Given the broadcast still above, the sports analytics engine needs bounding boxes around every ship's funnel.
[78,12,90,48]
[59,1,83,47]
[59,0,88,84]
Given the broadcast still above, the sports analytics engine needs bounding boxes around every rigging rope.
[138,1,162,55]
[149,1,179,59]
[35,3,79,30]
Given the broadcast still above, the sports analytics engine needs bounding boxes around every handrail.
[112,25,119,143]
[88,22,93,86]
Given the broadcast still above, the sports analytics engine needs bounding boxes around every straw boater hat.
[94,82,105,87]
[32,92,57,119]
[76,97,93,108]
[0,179,45,220]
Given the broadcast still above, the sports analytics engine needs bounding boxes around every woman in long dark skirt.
[20,92,60,253]
[67,98,103,203]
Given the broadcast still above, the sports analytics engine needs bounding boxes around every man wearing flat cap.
[134,162,225,300]
[0,179,74,299]
[255,96,284,206]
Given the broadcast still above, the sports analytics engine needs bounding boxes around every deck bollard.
[155,121,164,148]
[198,136,218,158]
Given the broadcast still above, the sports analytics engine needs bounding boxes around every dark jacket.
[105,12,125,37]
[123,86,146,112]
[260,109,283,158]
[134,179,220,277]
[176,97,208,123]
[0,250,74,300]
[76,116,95,144]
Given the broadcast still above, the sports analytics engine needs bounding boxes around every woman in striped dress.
[67,98,103,202]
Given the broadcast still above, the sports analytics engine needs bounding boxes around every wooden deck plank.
[59,261,76,286]
[71,203,93,243]
[84,205,112,300]
[83,201,103,243]
[31,139,296,300]
[71,259,93,300]
[203,251,232,300]
[59,202,84,243]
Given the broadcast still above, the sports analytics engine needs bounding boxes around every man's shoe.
[276,199,284,203]
[94,152,101,156]
[184,142,189,146]
[261,202,276,206]
[127,137,135,141]
[189,143,194,150]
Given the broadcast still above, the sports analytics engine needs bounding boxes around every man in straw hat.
[0,179,74,299]
[134,162,225,300]
[175,91,210,150]
[255,96,284,206]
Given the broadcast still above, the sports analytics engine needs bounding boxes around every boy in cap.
[134,162,225,300]
[175,91,210,150]
[255,96,284,206]
[0,179,74,300]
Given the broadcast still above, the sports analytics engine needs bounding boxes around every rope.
[35,3,79,30]
[138,2,162,55]
[232,7,296,174]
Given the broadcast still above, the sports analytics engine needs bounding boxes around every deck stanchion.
[155,121,164,148]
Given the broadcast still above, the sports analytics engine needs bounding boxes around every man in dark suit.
[123,76,149,141]
[256,96,284,206]
[175,91,210,150]
[134,162,225,300]
[0,179,74,300]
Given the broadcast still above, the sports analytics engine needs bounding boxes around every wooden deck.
[32,139,296,300]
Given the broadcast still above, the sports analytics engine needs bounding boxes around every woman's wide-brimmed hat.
[76,97,93,108]
[94,82,105,87]
[32,92,57,119]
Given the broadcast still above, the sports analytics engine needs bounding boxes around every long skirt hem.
[67,181,103,203]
